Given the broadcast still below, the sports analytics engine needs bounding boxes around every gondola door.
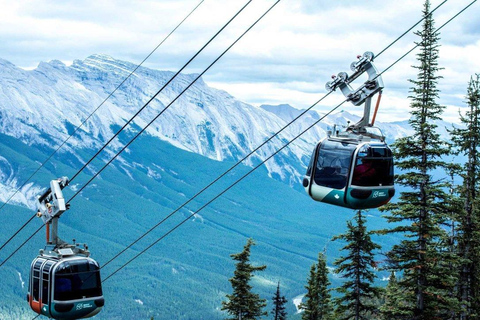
[28,257,55,317]
[28,258,44,314]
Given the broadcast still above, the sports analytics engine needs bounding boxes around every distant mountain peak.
[260,103,295,110]
[0,58,15,68]
[72,54,137,74]
[87,53,115,61]
[260,103,303,121]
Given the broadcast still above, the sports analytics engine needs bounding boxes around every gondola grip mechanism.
[36,177,69,224]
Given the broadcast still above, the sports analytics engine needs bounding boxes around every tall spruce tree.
[450,74,480,319]
[300,253,333,320]
[333,210,381,320]
[302,263,321,320]
[222,238,267,320]
[379,1,460,318]
[380,272,411,320]
[271,281,288,320]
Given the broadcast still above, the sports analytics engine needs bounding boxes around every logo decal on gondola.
[76,303,93,310]
[373,191,387,198]
[334,194,340,199]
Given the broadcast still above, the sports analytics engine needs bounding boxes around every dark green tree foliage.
[450,74,480,318]
[333,210,381,319]
[222,238,267,320]
[271,281,288,320]
[380,1,460,318]
[380,272,411,320]
[300,253,333,320]
[302,263,321,320]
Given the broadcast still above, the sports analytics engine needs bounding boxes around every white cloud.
[0,0,478,122]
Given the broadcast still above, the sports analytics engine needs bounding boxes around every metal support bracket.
[325,51,384,106]
[36,177,69,223]
[35,177,90,257]
[324,51,385,140]
[36,177,69,246]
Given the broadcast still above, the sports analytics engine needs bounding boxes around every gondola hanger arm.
[324,51,385,139]
[35,177,69,223]
[35,177,70,247]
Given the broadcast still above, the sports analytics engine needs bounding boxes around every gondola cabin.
[28,253,104,319]
[303,136,394,209]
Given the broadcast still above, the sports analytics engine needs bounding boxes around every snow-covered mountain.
[0,54,452,205]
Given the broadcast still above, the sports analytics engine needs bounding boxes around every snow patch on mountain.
[17,272,25,289]
[0,155,43,209]
[292,294,305,313]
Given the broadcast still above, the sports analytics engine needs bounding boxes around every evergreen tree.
[333,210,381,320]
[302,263,321,320]
[450,74,480,318]
[380,272,411,320]
[222,238,267,320]
[379,1,460,318]
[271,281,288,320]
[300,253,333,320]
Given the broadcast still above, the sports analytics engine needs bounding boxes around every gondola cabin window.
[314,140,356,189]
[351,145,393,187]
[32,259,43,302]
[54,260,102,301]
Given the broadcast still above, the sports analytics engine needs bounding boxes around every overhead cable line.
[97,0,459,271]
[0,0,206,254]
[102,98,345,282]
[68,0,254,185]
[0,225,43,268]
[101,95,334,270]
[0,214,37,253]
[67,0,275,204]
[101,0,477,281]
[4,0,475,272]
[376,0,447,58]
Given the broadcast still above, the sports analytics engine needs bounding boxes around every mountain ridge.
[0,54,455,208]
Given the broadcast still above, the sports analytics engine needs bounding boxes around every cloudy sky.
[0,0,478,123]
